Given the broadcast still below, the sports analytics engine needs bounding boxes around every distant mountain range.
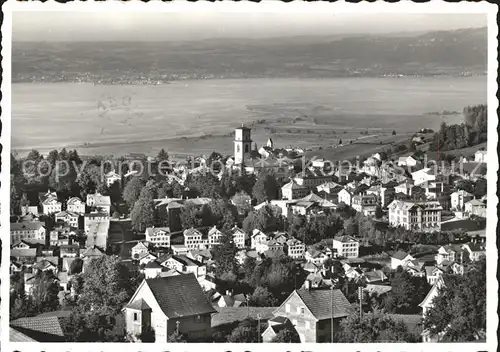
[12,27,487,84]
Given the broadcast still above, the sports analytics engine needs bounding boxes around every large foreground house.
[268,286,351,342]
[388,200,442,232]
[123,274,216,342]
[86,192,111,214]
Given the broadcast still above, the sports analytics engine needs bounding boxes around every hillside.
[12,27,486,84]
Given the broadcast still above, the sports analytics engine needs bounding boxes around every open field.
[12,76,486,159]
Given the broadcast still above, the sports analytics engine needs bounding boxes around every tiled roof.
[10,222,45,231]
[10,316,66,341]
[81,246,105,258]
[391,250,410,261]
[126,298,152,310]
[295,288,351,320]
[145,227,171,237]
[11,248,37,258]
[145,274,216,318]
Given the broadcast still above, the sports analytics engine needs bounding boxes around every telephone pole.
[257,313,262,343]
[358,286,364,320]
[330,286,334,342]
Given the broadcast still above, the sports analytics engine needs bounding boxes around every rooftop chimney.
[304,280,311,290]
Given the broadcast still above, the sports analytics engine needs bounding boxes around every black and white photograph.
[1,1,497,350]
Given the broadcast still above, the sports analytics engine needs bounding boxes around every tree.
[231,191,252,216]
[30,270,60,314]
[383,270,430,314]
[336,309,418,342]
[77,256,136,316]
[227,324,258,343]
[271,328,301,343]
[167,330,187,342]
[211,233,238,277]
[171,181,184,198]
[139,325,156,342]
[473,177,487,199]
[423,258,486,341]
[77,164,106,199]
[69,257,84,275]
[392,130,396,135]
[249,286,278,307]
[252,171,278,203]
[242,256,257,282]
[122,177,147,208]
[130,195,155,232]
[185,173,221,199]
[157,148,169,162]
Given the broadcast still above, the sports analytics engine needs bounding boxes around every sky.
[12,12,487,42]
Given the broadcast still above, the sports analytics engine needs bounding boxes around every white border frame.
[1,1,498,352]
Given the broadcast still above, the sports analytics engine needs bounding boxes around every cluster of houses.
[10,191,113,299]
[10,126,488,343]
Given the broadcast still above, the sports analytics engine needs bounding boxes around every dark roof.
[269,316,291,324]
[10,316,66,342]
[146,274,216,318]
[126,298,152,311]
[391,250,409,260]
[145,261,162,269]
[295,288,351,320]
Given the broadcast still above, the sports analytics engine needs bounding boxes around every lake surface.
[12,77,486,153]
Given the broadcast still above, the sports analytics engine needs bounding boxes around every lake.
[11,76,486,156]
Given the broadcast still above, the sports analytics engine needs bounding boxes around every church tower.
[234,124,252,165]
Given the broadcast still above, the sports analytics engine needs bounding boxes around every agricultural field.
[12,76,486,159]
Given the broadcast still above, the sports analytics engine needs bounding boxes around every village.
[9,114,488,343]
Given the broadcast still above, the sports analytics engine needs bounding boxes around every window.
[301,307,305,315]
[285,304,290,313]
[305,321,310,329]
[133,312,138,321]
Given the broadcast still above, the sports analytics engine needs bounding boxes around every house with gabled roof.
[145,227,171,248]
[270,287,351,342]
[66,197,86,214]
[231,226,247,248]
[10,222,46,244]
[131,242,150,260]
[461,242,485,261]
[282,180,309,200]
[390,250,414,270]
[86,192,111,214]
[251,229,269,254]
[123,274,216,342]
[55,210,80,228]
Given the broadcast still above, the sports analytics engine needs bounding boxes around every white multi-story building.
[55,211,80,228]
[42,197,62,215]
[388,200,442,232]
[231,226,247,248]
[67,197,86,214]
[332,236,359,259]
[450,190,474,211]
[351,194,377,217]
[251,229,269,254]
[286,237,306,259]
[10,222,46,243]
[183,228,203,250]
[207,226,223,248]
[145,227,172,247]
[86,192,111,214]
[474,150,487,163]
[281,180,309,200]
